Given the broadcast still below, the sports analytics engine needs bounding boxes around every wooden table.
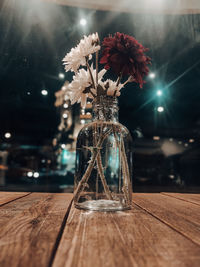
[0,192,200,267]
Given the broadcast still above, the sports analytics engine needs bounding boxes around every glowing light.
[63,103,68,109]
[80,119,85,124]
[153,136,160,140]
[33,172,39,178]
[157,90,162,96]
[27,92,31,95]
[157,106,164,112]
[80,18,87,26]
[161,141,184,157]
[27,171,33,177]
[63,113,68,119]
[62,86,66,90]
[184,143,188,147]
[41,89,48,96]
[169,138,173,142]
[5,132,11,139]
[61,144,66,149]
[59,73,65,79]
[189,139,194,143]
[149,72,156,79]
[178,141,182,145]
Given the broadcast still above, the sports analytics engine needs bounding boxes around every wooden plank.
[0,193,73,267]
[162,193,200,206]
[0,192,31,206]
[52,202,200,267]
[133,193,200,246]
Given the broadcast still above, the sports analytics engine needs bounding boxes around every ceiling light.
[157,106,164,112]
[149,72,156,79]
[41,89,48,96]
[80,18,87,26]
[157,90,162,96]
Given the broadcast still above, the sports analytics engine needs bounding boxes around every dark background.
[0,0,200,191]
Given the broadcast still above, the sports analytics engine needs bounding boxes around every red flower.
[100,32,151,88]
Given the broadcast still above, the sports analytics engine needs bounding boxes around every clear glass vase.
[74,96,133,211]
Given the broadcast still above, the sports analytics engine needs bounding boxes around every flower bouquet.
[63,32,151,211]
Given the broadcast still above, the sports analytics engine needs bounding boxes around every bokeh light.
[149,72,156,79]
[157,90,162,96]
[4,132,11,139]
[59,73,65,79]
[80,18,87,26]
[157,106,164,112]
[41,89,48,96]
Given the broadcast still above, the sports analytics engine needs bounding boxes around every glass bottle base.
[75,199,131,212]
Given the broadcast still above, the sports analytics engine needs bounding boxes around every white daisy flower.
[99,80,124,97]
[63,33,100,73]
[68,65,106,107]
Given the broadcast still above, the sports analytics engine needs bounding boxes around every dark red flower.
[100,32,151,88]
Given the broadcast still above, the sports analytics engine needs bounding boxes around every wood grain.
[162,193,200,206]
[133,193,200,246]
[52,201,200,267]
[0,192,73,267]
[0,192,30,206]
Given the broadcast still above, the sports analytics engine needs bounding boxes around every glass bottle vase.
[74,96,133,211]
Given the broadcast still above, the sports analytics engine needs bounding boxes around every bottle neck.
[92,96,119,122]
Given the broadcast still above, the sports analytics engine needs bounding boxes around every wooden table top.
[0,192,200,267]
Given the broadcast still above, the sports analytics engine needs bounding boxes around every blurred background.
[0,0,200,193]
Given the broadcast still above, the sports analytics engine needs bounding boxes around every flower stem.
[121,137,131,205]
[93,123,113,200]
[122,76,132,87]
[74,128,112,202]
[89,89,96,98]
[96,150,113,200]
[116,72,123,86]
[112,124,131,205]
[96,50,99,85]
[86,58,96,89]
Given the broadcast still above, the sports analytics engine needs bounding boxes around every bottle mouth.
[92,95,119,122]
[93,95,118,106]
